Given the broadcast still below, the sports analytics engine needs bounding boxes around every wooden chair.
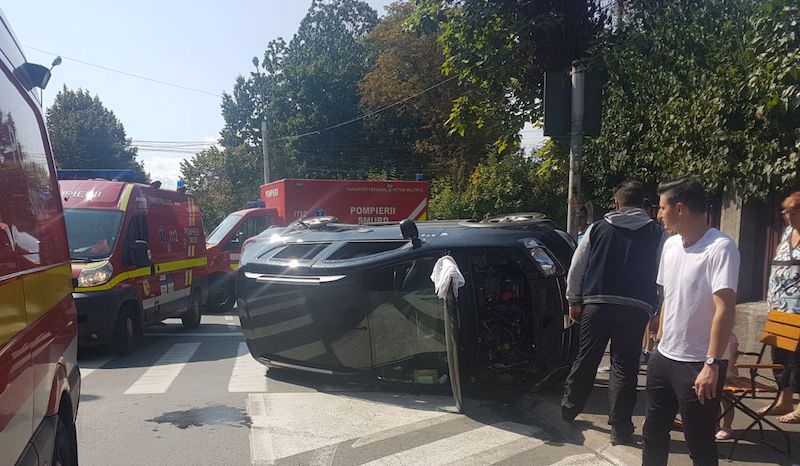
[720,310,799,459]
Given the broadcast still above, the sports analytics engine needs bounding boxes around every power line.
[24,45,224,98]
[267,74,460,143]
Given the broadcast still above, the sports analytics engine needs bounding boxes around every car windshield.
[206,213,242,245]
[63,209,125,261]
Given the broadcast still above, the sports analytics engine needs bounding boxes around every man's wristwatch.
[705,356,721,366]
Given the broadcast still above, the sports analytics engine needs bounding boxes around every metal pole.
[567,62,585,238]
[261,120,270,184]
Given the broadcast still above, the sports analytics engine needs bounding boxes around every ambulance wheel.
[208,282,234,313]
[113,307,136,355]
[52,413,77,466]
[182,290,202,329]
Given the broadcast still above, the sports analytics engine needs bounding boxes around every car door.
[365,256,448,384]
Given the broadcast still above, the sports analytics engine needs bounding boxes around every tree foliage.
[179,145,263,228]
[46,86,147,180]
[358,1,499,180]
[429,140,569,223]
[220,0,378,179]
[410,0,608,153]
[585,0,800,202]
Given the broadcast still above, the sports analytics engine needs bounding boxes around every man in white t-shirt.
[643,177,740,466]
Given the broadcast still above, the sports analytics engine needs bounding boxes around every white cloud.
[138,152,187,191]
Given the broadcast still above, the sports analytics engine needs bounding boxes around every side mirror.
[129,240,152,267]
[228,231,246,248]
[400,219,421,248]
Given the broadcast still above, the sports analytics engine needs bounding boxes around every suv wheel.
[52,414,77,466]
[208,282,234,313]
[182,290,202,329]
[113,307,136,355]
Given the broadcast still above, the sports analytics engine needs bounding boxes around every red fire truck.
[0,10,80,465]
[204,178,429,312]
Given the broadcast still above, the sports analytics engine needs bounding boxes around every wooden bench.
[720,310,799,459]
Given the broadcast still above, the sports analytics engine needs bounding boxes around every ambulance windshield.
[206,213,242,245]
[64,209,125,260]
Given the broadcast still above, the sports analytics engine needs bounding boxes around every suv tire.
[113,307,136,355]
[182,289,202,329]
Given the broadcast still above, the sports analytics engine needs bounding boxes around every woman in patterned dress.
[759,191,800,422]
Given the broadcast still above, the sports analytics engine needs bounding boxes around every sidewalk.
[515,353,800,466]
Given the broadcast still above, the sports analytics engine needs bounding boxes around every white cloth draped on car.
[430,255,465,299]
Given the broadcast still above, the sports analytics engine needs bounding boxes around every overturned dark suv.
[237,213,577,401]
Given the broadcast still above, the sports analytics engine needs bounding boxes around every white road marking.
[352,414,456,448]
[443,436,545,466]
[228,342,268,393]
[548,454,614,465]
[124,342,200,394]
[247,392,459,462]
[362,421,541,466]
[225,315,235,323]
[248,393,275,465]
[80,357,112,377]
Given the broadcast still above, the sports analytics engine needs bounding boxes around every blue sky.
[4,1,542,190]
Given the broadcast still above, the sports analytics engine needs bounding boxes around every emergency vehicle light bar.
[57,169,147,184]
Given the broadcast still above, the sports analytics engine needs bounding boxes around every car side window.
[124,215,149,264]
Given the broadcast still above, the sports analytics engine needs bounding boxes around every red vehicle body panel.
[260,178,429,225]
[0,10,80,465]
[60,180,208,346]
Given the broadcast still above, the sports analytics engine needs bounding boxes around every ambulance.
[0,10,80,466]
[60,179,209,354]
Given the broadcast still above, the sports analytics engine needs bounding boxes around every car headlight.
[78,262,113,287]
[519,238,558,277]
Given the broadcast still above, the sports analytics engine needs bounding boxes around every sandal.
[777,411,800,424]
[756,405,792,416]
[715,428,734,441]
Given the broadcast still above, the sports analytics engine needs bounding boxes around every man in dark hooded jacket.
[561,180,664,445]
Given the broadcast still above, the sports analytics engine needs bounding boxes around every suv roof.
[242,214,575,271]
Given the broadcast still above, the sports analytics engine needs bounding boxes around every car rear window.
[327,241,407,260]
[270,243,330,261]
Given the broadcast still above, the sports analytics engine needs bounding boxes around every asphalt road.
[76,311,614,466]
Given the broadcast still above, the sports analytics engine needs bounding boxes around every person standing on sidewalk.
[561,180,664,445]
[643,177,740,466]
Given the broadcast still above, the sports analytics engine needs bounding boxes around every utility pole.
[261,120,270,184]
[567,62,585,238]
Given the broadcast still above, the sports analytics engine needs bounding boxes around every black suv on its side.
[237,214,577,400]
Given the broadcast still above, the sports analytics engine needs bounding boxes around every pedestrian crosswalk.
[78,320,620,466]
[229,342,269,392]
[124,342,201,394]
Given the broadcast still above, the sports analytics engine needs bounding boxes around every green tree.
[429,141,569,223]
[180,144,266,229]
[358,1,499,181]
[410,0,607,153]
[584,0,799,203]
[221,0,379,179]
[46,86,147,180]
